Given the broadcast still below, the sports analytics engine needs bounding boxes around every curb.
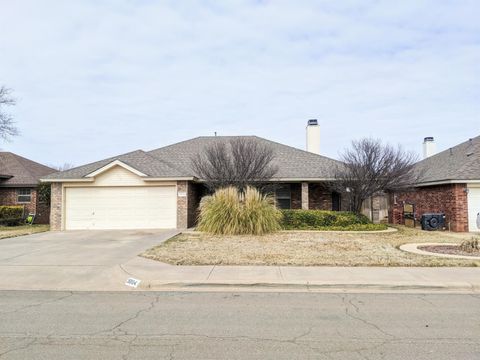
[140,281,480,293]
[280,228,398,234]
[182,227,398,235]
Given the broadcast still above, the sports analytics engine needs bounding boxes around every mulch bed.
[418,245,480,257]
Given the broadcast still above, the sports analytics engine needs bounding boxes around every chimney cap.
[307,119,318,126]
[424,136,434,142]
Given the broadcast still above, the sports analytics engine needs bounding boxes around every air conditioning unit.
[421,213,446,231]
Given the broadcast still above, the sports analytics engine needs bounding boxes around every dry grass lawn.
[0,225,49,240]
[141,226,480,267]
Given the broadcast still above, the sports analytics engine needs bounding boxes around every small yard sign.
[125,277,141,288]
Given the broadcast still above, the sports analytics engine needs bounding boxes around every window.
[17,188,32,203]
[275,185,291,209]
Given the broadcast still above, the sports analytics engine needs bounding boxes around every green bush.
[0,206,24,226]
[281,210,387,231]
[197,186,282,235]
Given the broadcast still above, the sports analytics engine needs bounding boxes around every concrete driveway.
[0,229,178,291]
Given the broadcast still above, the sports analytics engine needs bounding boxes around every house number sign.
[125,278,141,288]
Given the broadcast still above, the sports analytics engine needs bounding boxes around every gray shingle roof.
[42,150,189,180]
[414,135,480,184]
[149,136,341,179]
[43,136,342,181]
[0,152,56,187]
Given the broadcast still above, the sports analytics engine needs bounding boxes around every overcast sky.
[1,0,479,167]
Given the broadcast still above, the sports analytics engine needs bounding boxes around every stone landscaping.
[401,242,480,260]
[418,244,480,257]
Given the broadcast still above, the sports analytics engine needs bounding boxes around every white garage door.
[65,186,177,230]
[467,188,480,232]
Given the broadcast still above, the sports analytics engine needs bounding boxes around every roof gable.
[414,135,480,184]
[42,149,191,181]
[85,160,148,178]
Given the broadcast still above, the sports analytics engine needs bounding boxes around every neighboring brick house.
[389,136,480,232]
[42,129,349,231]
[0,152,56,224]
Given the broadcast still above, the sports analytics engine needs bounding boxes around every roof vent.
[466,138,474,156]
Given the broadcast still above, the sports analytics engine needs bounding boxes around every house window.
[17,188,32,203]
[275,185,291,209]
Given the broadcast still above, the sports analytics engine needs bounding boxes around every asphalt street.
[0,290,479,359]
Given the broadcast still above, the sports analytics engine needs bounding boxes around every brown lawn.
[0,225,50,240]
[141,226,480,267]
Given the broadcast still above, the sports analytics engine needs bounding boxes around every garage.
[468,187,480,232]
[64,186,177,230]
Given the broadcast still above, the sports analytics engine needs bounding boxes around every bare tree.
[37,164,75,206]
[192,138,279,191]
[49,163,75,172]
[0,86,19,141]
[332,138,419,214]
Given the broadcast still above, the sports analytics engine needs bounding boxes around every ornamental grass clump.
[460,238,480,253]
[197,186,282,235]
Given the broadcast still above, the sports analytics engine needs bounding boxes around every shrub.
[0,206,24,226]
[281,209,387,231]
[37,182,51,206]
[460,238,480,253]
[197,186,282,235]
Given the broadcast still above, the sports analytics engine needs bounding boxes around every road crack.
[339,294,397,340]
[0,291,74,315]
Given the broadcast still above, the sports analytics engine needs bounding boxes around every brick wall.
[187,183,205,228]
[0,187,50,224]
[176,181,188,229]
[389,184,468,232]
[50,183,63,230]
[287,182,338,211]
[34,197,50,224]
[177,181,205,229]
[290,183,302,209]
[308,183,333,210]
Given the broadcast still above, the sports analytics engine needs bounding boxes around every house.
[0,152,56,223]
[42,121,348,231]
[390,136,480,232]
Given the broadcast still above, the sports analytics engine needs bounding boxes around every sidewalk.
[122,257,480,293]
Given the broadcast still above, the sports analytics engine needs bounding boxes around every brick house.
[0,152,56,224]
[42,125,351,231]
[389,136,480,232]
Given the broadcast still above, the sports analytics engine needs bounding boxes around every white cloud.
[0,0,479,165]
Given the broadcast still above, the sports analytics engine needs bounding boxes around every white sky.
[1,0,479,167]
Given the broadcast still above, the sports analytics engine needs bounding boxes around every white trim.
[85,160,147,178]
[41,177,194,183]
[40,178,94,183]
[416,180,480,187]
[144,177,195,181]
[194,178,336,183]
[270,178,336,182]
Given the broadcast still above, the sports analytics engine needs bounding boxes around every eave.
[415,179,480,187]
